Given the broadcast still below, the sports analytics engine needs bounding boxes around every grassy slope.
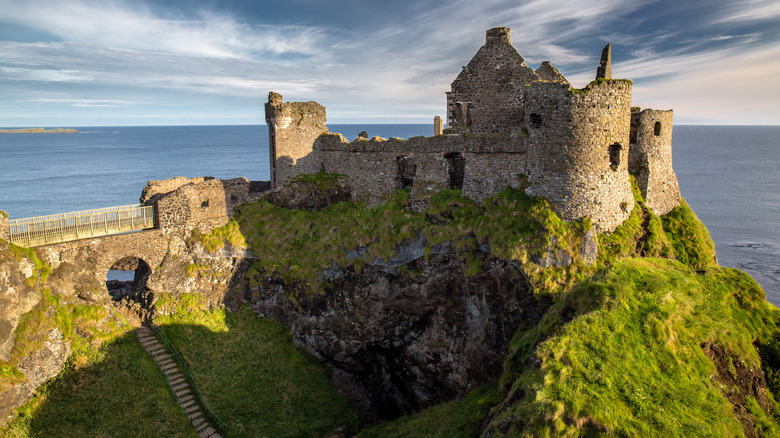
[153,295,359,437]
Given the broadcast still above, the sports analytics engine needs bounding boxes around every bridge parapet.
[7,204,155,247]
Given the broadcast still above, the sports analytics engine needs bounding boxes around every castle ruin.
[265,27,681,233]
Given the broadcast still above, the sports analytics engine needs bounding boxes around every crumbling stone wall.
[0,211,8,241]
[146,177,260,238]
[265,92,327,188]
[139,176,213,203]
[446,27,539,134]
[313,133,528,207]
[629,109,681,215]
[524,80,635,233]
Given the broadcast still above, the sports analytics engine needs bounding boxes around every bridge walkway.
[7,204,155,247]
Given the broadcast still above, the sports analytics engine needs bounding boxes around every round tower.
[629,109,681,215]
[523,80,635,233]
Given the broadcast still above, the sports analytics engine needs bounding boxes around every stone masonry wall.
[629,109,681,215]
[314,133,528,206]
[524,80,635,233]
[265,92,327,188]
[140,176,213,203]
[0,212,7,241]
[447,28,539,134]
[149,177,259,238]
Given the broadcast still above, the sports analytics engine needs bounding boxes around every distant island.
[0,128,78,134]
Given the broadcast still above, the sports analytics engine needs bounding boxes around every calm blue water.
[1,124,777,304]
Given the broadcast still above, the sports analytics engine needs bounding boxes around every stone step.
[200,426,217,438]
[162,363,179,372]
[174,387,191,398]
[173,382,189,393]
[191,417,207,430]
[169,376,185,386]
[182,399,198,411]
[189,411,204,422]
[157,359,175,368]
[179,394,195,404]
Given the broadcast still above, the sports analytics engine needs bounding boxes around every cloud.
[0,0,327,61]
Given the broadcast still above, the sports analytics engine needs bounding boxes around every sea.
[0,125,778,305]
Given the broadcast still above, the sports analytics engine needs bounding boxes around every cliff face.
[250,253,548,421]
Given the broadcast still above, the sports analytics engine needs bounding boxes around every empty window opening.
[397,156,416,189]
[654,122,662,136]
[529,113,542,129]
[201,200,209,208]
[609,143,622,171]
[445,152,465,190]
[230,194,239,204]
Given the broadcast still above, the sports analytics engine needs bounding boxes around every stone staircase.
[136,326,222,438]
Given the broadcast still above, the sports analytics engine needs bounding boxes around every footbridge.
[7,204,155,247]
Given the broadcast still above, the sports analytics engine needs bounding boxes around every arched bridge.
[4,204,168,300]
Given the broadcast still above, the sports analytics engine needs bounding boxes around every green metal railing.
[7,204,155,247]
[156,327,228,434]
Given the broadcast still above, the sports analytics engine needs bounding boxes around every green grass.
[2,332,197,438]
[359,381,502,438]
[487,258,780,437]
[153,297,359,437]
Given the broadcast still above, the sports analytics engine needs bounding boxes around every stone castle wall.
[629,109,681,215]
[524,80,635,232]
[313,133,528,207]
[146,177,260,237]
[446,27,539,134]
[265,92,327,188]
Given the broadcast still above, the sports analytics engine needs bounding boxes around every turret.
[629,109,681,215]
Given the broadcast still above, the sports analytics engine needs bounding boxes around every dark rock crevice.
[248,253,549,423]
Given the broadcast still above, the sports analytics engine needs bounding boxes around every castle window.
[654,122,662,136]
[445,152,465,190]
[609,144,622,171]
[529,113,542,129]
[397,156,416,189]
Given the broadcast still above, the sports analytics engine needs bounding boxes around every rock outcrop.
[249,253,549,422]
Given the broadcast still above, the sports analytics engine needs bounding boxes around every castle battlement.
[264,28,681,233]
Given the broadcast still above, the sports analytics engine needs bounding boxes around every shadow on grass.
[3,305,357,438]
[4,330,197,438]
[151,304,359,437]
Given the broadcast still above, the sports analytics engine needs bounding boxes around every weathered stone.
[596,43,612,80]
[249,254,549,422]
[0,329,71,426]
[535,61,569,84]
[264,176,352,211]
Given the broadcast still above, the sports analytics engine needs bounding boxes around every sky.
[1,0,779,126]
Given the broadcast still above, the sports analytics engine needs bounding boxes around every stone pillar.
[0,211,8,241]
[433,116,443,136]
[596,43,612,80]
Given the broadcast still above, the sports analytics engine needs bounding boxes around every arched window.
[609,143,622,171]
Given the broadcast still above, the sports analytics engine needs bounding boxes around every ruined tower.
[629,109,681,215]
[265,92,328,187]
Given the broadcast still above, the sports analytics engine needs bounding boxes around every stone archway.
[106,256,152,302]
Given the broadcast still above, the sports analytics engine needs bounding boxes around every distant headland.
[0,128,78,134]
